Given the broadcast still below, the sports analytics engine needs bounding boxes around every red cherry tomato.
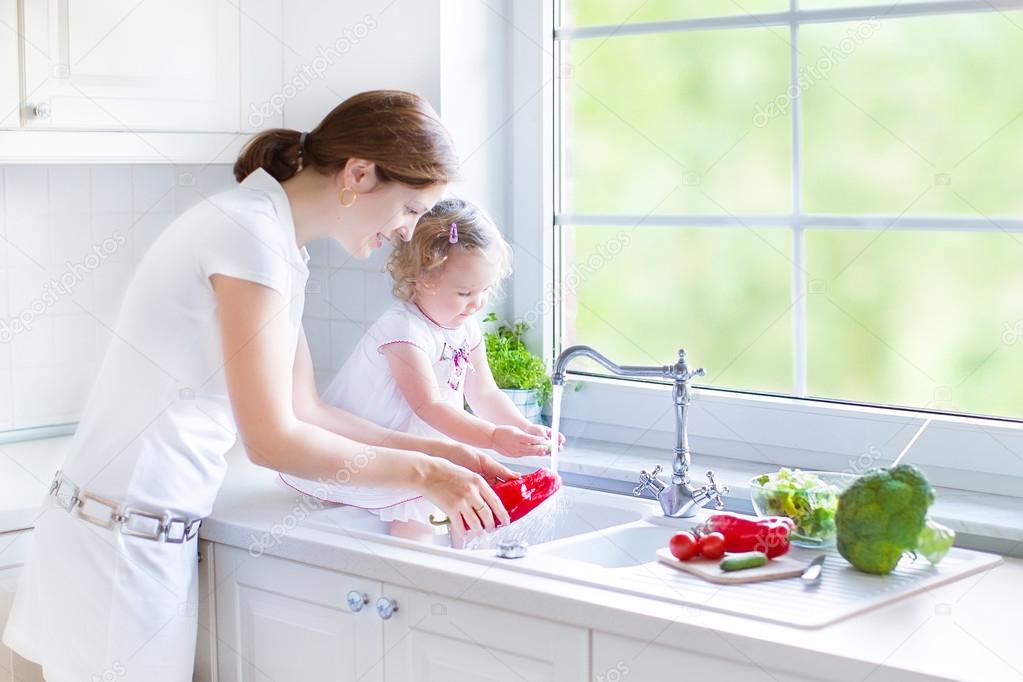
[669,531,700,561]
[698,532,726,559]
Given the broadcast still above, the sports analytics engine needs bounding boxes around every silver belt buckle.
[51,475,81,513]
[76,491,123,529]
[166,517,201,543]
[121,507,168,540]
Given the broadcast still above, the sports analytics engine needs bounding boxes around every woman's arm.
[291,328,517,483]
[212,274,510,535]
[382,343,547,457]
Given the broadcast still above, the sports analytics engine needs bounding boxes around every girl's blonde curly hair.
[387,198,512,302]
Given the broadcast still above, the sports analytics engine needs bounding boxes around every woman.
[2,90,514,681]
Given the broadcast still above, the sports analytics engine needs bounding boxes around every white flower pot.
[501,388,542,424]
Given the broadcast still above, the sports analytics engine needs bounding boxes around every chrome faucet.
[551,345,729,518]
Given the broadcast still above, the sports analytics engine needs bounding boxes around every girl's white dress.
[280,301,482,533]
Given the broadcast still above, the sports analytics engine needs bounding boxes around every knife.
[800,554,827,584]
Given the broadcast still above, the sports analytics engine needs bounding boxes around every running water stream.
[548,383,564,477]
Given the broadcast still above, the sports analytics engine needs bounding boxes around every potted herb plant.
[482,313,552,423]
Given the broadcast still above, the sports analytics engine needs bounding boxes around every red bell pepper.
[700,512,794,558]
[443,468,562,531]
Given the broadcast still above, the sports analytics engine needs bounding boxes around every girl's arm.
[291,328,517,483]
[464,344,566,449]
[382,343,548,457]
[213,275,510,536]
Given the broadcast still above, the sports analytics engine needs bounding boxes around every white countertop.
[3,435,1022,680]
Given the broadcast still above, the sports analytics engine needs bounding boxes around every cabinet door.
[0,531,44,682]
[592,631,822,682]
[383,585,589,682]
[0,0,16,129]
[214,545,384,682]
[21,0,239,131]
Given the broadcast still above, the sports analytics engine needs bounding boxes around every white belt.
[48,469,202,543]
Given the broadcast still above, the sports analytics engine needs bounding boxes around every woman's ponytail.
[233,128,305,183]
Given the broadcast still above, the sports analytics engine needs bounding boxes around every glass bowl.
[749,469,859,548]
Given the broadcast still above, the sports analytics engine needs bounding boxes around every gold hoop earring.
[339,186,357,208]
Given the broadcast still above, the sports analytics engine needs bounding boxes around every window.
[556,0,1023,421]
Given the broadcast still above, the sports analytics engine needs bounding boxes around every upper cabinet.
[1,0,283,162]
[21,0,239,131]
[0,0,17,129]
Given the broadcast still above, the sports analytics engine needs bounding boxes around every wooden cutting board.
[656,548,807,584]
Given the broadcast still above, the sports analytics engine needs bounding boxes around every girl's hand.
[421,458,510,547]
[490,425,549,457]
[522,423,566,452]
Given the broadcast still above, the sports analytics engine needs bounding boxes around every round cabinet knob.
[31,102,51,120]
[375,597,399,620]
[346,590,368,613]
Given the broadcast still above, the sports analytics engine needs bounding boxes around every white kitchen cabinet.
[194,540,218,682]
[21,0,239,131]
[213,544,385,682]
[0,0,17,129]
[0,531,44,682]
[382,584,589,682]
[1,0,283,162]
[592,631,822,682]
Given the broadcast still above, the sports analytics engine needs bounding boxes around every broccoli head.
[835,464,936,575]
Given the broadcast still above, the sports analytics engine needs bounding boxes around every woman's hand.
[422,458,510,547]
[523,423,565,452]
[490,425,549,457]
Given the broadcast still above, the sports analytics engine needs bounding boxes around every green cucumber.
[719,551,768,572]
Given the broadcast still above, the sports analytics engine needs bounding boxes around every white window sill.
[499,437,1023,556]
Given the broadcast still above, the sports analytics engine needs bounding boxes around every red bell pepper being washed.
[432,468,562,531]
[699,512,794,558]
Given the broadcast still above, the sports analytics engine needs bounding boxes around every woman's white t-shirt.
[2,168,309,682]
[280,301,483,526]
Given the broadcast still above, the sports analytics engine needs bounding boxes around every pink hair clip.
[449,222,458,244]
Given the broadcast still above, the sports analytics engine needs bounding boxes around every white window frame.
[508,0,1023,496]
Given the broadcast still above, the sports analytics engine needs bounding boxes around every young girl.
[282,198,564,542]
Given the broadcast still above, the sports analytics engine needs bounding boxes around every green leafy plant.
[483,312,553,406]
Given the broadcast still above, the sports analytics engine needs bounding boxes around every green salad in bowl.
[749,469,858,547]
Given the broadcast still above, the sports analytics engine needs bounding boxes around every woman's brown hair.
[233,90,459,186]
[388,198,513,302]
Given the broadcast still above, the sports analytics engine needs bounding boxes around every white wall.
[0,0,518,430]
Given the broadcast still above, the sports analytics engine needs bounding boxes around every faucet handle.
[703,470,729,510]
[633,465,666,497]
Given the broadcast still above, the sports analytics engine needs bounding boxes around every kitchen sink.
[299,484,650,548]
[532,522,687,568]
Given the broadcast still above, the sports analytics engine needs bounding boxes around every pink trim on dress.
[376,339,428,355]
[413,302,461,331]
[278,472,424,509]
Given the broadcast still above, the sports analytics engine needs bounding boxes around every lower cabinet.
[214,544,385,681]
[0,531,44,682]
[591,631,821,682]
[211,544,589,682]
[382,584,589,682]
